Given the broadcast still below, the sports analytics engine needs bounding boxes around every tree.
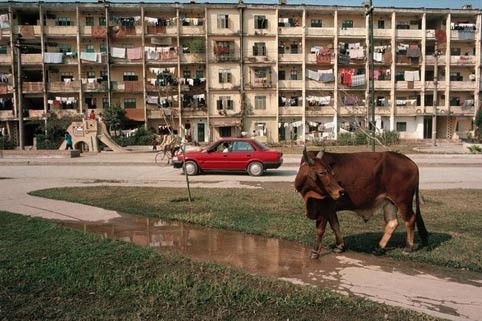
[103,103,126,136]
[475,108,482,142]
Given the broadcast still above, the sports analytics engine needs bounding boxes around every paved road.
[1,151,482,321]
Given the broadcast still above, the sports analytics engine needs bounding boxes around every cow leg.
[312,217,328,259]
[376,201,399,255]
[327,213,345,253]
[401,204,416,252]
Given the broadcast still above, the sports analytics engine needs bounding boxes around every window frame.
[124,98,136,109]
[254,96,266,110]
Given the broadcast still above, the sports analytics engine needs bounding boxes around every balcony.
[147,108,181,119]
[338,28,366,38]
[374,80,391,89]
[279,80,303,90]
[246,80,274,89]
[111,81,143,92]
[339,106,367,116]
[395,81,422,90]
[306,80,334,90]
[82,82,108,92]
[48,81,81,92]
[425,55,446,65]
[305,106,334,116]
[0,110,14,119]
[278,53,303,63]
[0,54,11,64]
[180,107,207,117]
[278,106,303,116]
[28,109,45,118]
[450,81,476,90]
[306,53,334,65]
[373,29,392,38]
[450,30,475,41]
[278,26,303,35]
[425,81,446,91]
[44,26,77,37]
[15,25,42,38]
[306,27,334,37]
[179,53,205,63]
[0,83,13,94]
[52,109,80,118]
[22,82,44,93]
[20,54,43,64]
[375,107,391,116]
[81,26,108,38]
[396,29,423,39]
[180,25,204,35]
[450,55,476,65]
[245,56,272,63]
[449,105,475,115]
[395,106,419,115]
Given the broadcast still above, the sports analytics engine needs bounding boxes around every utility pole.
[365,1,375,151]
[15,35,24,150]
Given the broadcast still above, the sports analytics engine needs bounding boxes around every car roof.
[218,138,256,142]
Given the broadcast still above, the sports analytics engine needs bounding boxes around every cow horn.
[316,150,324,160]
[303,146,314,165]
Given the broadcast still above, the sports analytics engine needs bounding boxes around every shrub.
[112,127,157,146]
[467,144,482,154]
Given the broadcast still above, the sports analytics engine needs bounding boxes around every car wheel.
[247,161,264,176]
[184,160,198,176]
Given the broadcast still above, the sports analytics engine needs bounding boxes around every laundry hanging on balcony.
[44,52,64,64]
[80,52,101,63]
[110,47,126,58]
[126,47,142,60]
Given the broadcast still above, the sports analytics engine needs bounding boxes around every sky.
[7,0,482,8]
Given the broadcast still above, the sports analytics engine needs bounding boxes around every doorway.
[423,117,432,139]
[197,123,205,143]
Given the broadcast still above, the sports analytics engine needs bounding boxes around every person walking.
[65,132,73,150]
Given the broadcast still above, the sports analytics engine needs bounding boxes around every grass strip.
[31,186,482,272]
[0,211,438,321]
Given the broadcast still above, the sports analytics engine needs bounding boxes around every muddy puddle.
[60,214,482,321]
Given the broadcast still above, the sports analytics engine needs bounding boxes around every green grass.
[31,186,482,272]
[0,211,438,321]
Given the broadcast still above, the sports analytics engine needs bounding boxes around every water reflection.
[60,214,482,321]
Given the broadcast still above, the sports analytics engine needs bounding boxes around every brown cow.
[295,148,428,259]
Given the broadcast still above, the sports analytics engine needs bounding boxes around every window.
[254,15,268,29]
[0,45,8,55]
[102,98,109,108]
[254,96,266,110]
[219,127,231,137]
[100,43,107,53]
[278,70,286,80]
[58,44,72,53]
[183,70,192,79]
[123,71,138,81]
[216,96,233,110]
[99,17,106,26]
[377,20,385,29]
[85,44,95,53]
[124,98,136,108]
[217,14,229,29]
[85,16,94,27]
[311,19,322,27]
[341,20,353,29]
[396,122,407,132]
[100,70,108,81]
[253,42,266,56]
[86,71,96,79]
[60,72,74,81]
[255,122,266,136]
[290,68,298,80]
[232,141,255,152]
[218,69,232,83]
[450,47,461,56]
[195,69,204,79]
[57,17,72,26]
[450,72,462,81]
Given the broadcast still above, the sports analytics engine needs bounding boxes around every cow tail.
[415,183,429,246]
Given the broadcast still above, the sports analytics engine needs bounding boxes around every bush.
[112,127,156,146]
[377,130,400,145]
[34,115,81,150]
[467,144,482,154]
[0,136,14,150]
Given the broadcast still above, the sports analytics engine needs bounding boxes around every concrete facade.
[0,2,480,145]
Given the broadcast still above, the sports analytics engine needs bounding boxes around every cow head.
[295,147,345,219]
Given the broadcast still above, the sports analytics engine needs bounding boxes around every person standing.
[89,110,96,120]
[65,132,73,150]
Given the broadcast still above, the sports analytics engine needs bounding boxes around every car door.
[229,141,256,170]
[201,141,232,170]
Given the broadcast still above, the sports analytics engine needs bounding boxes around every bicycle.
[155,135,182,166]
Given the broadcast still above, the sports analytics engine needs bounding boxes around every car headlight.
[172,156,178,161]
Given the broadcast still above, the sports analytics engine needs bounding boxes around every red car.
[172,138,283,176]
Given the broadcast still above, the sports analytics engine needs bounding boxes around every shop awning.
[209,117,241,127]
[125,108,145,121]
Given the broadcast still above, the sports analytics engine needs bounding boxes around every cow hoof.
[310,250,320,259]
[403,246,414,253]
[333,244,345,253]
[372,247,386,256]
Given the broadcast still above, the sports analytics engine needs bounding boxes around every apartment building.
[0,1,480,146]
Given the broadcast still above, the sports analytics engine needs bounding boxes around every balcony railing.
[48,81,81,92]
[82,82,108,92]
[450,55,476,65]
[180,25,204,35]
[278,26,303,35]
[51,109,80,118]
[0,54,11,64]
[450,30,475,41]
[396,29,423,39]
[306,80,335,90]
[28,110,45,118]
[450,81,476,90]
[305,106,334,116]
[0,110,14,119]
[306,27,334,37]
[44,26,77,36]
[179,53,204,63]
[111,81,143,92]
[395,81,422,90]
[279,80,303,89]
[278,106,303,116]
[395,106,419,115]
[449,105,475,115]
[22,82,44,93]
[338,27,366,37]
[278,53,303,63]
[20,54,43,64]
